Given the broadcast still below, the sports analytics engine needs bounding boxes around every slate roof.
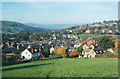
[2,47,17,53]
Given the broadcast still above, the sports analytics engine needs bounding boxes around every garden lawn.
[2,58,118,77]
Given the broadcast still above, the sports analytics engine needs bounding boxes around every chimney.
[31,48,33,53]
[39,48,41,52]
[28,45,32,49]
[17,43,20,49]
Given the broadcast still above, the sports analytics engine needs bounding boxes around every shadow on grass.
[1,63,53,71]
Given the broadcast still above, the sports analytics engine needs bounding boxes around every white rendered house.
[21,49,32,60]
[21,45,42,60]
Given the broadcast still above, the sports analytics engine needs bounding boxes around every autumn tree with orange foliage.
[114,39,120,55]
[55,47,67,58]
[69,49,80,57]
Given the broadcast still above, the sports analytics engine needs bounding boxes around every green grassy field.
[78,34,104,39]
[2,58,118,77]
[77,34,119,39]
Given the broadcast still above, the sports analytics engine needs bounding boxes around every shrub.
[69,49,80,57]
[50,54,62,59]
[2,55,9,65]
[2,55,21,66]
[69,52,80,58]
[96,52,118,58]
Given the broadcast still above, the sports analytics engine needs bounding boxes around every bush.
[69,49,80,57]
[69,52,79,58]
[96,52,118,58]
[2,55,21,66]
[2,55,9,65]
[50,54,62,59]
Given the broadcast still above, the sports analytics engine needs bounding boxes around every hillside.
[26,23,84,30]
[2,21,48,33]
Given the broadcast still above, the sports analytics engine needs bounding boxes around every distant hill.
[2,21,49,33]
[26,23,84,30]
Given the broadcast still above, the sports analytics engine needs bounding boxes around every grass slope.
[2,58,118,77]
[77,34,119,39]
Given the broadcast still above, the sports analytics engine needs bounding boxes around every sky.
[2,0,119,2]
[2,2,118,24]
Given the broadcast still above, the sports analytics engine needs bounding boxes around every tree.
[17,32,29,41]
[97,36,114,50]
[77,46,83,54]
[69,49,80,57]
[114,39,120,55]
[55,47,67,58]
[45,46,50,57]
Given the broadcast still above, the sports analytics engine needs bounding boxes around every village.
[1,20,119,66]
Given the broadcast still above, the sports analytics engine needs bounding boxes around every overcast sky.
[2,2,118,24]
